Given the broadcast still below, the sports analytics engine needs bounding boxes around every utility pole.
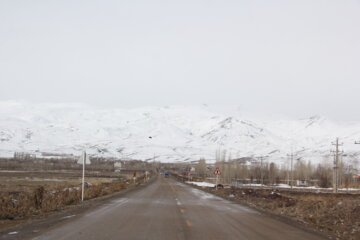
[81,151,86,202]
[287,151,294,189]
[331,138,343,193]
[354,141,360,186]
[257,156,268,185]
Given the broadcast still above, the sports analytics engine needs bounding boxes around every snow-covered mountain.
[1,101,360,164]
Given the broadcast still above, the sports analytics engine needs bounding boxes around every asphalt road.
[31,177,327,240]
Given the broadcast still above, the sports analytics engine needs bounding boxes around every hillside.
[1,101,359,164]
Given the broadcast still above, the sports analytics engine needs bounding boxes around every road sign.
[187,172,192,181]
[214,168,221,190]
[214,168,221,175]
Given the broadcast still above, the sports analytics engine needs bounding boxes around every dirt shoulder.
[0,177,156,240]
[182,181,359,240]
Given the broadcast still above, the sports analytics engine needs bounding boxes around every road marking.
[185,220,192,227]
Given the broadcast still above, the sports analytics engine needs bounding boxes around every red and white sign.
[213,168,221,175]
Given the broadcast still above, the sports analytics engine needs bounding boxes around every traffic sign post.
[133,172,137,184]
[213,168,221,190]
[187,172,192,182]
[144,171,149,183]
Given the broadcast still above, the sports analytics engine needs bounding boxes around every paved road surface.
[31,177,326,240]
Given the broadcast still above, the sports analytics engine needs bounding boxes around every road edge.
[0,176,157,240]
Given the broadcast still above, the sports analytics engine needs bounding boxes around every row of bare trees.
[194,154,359,188]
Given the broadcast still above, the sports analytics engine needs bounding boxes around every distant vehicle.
[164,173,171,178]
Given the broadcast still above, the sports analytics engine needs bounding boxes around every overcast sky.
[0,0,359,120]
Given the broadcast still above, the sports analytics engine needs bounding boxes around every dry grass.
[196,186,360,240]
[0,179,127,220]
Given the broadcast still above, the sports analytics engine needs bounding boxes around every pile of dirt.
[199,186,360,240]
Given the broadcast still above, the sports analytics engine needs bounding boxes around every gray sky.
[0,0,359,120]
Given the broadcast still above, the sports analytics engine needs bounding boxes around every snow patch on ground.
[235,184,265,187]
[231,183,359,191]
[275,184,359,191]
[186,181,216,188]
[61,215,76,220]
[190,188,222,201]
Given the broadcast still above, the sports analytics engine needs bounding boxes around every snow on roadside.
[275,184,359,191]
[234,183,265,187]
[187,181,359,192]
[232,183,360,191]
[186,181,216,188]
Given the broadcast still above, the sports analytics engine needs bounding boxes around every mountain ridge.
[0,101,359,164]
